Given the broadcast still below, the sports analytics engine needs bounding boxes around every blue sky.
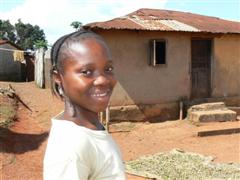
[165,0,240,21]
[0,0,239,44]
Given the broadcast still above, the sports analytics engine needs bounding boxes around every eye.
[105,66,114,74]
[80,69,92,76]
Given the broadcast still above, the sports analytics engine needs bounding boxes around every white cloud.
[0,0,167,44]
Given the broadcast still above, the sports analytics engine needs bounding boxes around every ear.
[52,70,62,85]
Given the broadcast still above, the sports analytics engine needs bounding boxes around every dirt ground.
[0,81,240,180]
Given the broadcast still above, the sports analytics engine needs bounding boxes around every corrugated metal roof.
[129,15,173,31]
[84,8,240,34]
[158,20,200,32]
[85,17,144,30]
[0,40,22,49]
[0,40,8,45]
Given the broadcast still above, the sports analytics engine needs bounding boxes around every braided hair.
[50,29,106,98]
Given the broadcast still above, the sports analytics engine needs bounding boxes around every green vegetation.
[126,149,240,180]
[70,21,82,31]
[0,19,47,50]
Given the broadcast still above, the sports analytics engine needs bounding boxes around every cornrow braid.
[50,30,90,69]
[50,28,98,98]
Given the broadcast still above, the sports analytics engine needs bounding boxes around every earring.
[58,85,64,96]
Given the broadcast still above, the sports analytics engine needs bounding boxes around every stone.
[188,102,226,112]
[228,107,240,115]
[187,102,237,122]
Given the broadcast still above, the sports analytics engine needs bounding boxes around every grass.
[0,94,18,128]
[125,149,240,180]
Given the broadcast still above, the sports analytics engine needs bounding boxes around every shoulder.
[44,120,94,162]
[48,120,90,144]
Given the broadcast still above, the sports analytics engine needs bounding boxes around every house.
[0,40,26,82]
[83,8,240,122]
[0,40,35,82]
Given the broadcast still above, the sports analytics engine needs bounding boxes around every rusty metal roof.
[0,40,9,45]
[84,8,240,34]
[0,40,22,49]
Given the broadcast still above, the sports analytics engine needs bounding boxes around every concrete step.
[188,109,237,122]
[228,106,240,115]
[188,102,226,112]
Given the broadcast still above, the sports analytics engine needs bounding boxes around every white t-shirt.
[44,113,126,180]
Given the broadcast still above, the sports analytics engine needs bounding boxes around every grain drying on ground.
[125,149,240,180]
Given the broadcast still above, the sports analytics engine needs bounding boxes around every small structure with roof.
[84,8,240,122]
[0,40,26,82]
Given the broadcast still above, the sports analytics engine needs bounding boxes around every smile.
[92,92,108,97]
[91,89,111,98]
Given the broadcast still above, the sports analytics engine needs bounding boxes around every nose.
[93,75,110,86]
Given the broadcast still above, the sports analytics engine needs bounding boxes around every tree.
[0,20,16,41]
[34,40,48,50]
[15,19,47,50]
[70,21,82,31]
[0,19,47,50]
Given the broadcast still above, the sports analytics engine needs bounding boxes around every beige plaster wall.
[89,30,239,121]
[213,34,240,97]
[96,30,191,107]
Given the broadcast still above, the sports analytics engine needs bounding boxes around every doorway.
[191,39,212,99]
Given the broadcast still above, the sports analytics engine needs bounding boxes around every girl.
[43,29,126,180]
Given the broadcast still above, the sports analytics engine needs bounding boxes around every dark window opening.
[149,40,166,66]
[155,41,166,64]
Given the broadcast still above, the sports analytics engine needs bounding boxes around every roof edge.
[0,40,23,50]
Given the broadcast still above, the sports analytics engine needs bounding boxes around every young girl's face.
[58,38,117,113]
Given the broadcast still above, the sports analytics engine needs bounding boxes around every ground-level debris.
[125,149,240,180]
[198,127,240,137]
[0,87,18,128]
[0,84,32,112]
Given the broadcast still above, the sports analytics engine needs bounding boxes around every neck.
[63,100,103,130]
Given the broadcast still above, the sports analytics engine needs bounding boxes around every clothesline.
[0,47,27,63]
[0,47,30,53]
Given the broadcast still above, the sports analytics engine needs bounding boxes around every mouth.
[90,89,112,99]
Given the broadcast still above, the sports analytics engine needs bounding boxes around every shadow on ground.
[0,127,48,154]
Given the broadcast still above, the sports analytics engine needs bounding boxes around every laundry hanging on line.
[0,47,28,63]
[13,50,25,62]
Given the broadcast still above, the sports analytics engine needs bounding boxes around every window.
[149,39,166,66]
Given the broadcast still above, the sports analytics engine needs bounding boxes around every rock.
[187,102,237,122]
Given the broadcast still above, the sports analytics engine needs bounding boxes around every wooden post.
[99,111,103,124]
[179,101,183,120]
[106,106,110,132]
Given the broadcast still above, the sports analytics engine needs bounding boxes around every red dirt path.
[0,81,240,180]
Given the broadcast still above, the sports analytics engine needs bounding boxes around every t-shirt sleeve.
[44,158,90,180]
